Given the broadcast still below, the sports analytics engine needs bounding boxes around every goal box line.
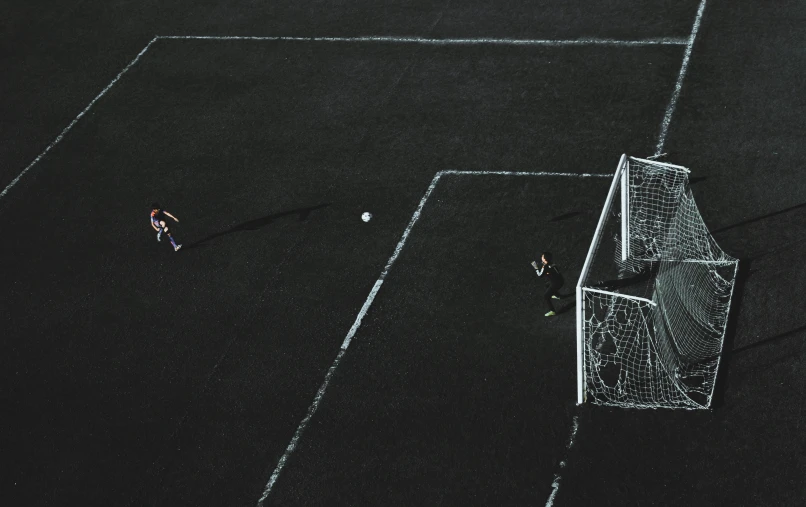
[259,169,611,504]
[2,31,686,205]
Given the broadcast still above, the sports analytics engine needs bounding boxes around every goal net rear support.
[576,155,738,409]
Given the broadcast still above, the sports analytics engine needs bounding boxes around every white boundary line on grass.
[0,21,703,506]
[0,33,688,202]
[655,0,708,155]
[0,36,159,200]
[545,414,579,507]
[257,170,613,507]
[162,35,688,46]
[256,170,612,506]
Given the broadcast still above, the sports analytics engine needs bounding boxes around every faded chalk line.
[256,170,611,505]
[161,34,687,46]
[443,170,611,178]
[1,32,686,204]
[545,415,580,507]
[655,0,708,155]
[0,37,158,201]
[0,24,700,506]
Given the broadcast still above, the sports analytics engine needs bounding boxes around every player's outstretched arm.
[164,211,179,222]
[151,222,160,231]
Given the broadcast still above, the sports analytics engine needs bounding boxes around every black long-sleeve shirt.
[535,263,564,287]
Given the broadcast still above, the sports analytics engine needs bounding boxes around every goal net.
[575,155,738,409]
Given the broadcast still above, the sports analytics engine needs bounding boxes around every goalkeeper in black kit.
[531,252,564,317]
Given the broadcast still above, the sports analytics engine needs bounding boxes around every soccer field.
[3,1,804,505]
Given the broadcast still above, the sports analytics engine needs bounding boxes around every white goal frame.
[576,154,737,408]
[575,155,628,404]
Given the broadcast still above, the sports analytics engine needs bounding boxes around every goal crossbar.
[582,287,657,306]
[628,156,690,173]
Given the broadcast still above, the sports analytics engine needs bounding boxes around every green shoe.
[545,311,556,317]
[551,295,561,299]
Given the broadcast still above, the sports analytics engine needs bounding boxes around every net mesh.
[580,157,738,409]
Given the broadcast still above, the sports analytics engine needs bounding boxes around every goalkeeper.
[531,252,564,317]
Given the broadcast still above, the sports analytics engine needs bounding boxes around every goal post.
[620,157,629,262]
[576,155,738,409]
[576,154,628,404]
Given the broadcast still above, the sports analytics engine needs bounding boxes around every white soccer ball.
[361,212,372,222]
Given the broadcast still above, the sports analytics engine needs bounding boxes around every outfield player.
[531,251,564,317]
[150,203,182,251]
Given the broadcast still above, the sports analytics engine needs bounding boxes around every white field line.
[442,170,611,178]
[655,0,708,155]
[1,31,683,204]
[0,37,159,200]
[545,415,580,507]
[257,170,608,505]
[254,170,443,506]
[161,34,687,47]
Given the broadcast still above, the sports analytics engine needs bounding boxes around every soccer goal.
[575,155,738,409]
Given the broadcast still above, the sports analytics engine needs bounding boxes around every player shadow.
[728,323,806,356]
[556,298,576,314]
[183,203,331,250]
[550,211,582,222]
[711,201,806,235]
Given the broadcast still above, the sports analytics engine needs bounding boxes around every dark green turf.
[0,0,701,189]
[2,38,679,506]
[266,174,610,506]
[557,1,806,505]
[2,0,804,506]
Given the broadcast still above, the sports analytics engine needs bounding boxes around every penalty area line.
[655,0,708,155]
[441,170,612,178]
[255,170,443,506]
[0,37,159,202]
[256,170,609,505]
[1,27,681,204]
[161,34,687,47]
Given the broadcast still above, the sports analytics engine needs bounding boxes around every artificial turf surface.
[2,0,804,505]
